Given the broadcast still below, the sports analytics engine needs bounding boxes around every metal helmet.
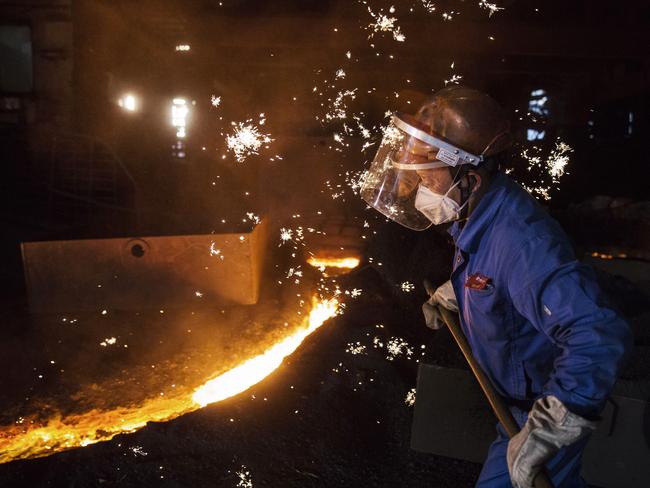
[413,86,512,159]
[360,86,512,230]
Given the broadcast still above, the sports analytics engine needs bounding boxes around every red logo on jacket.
[465,273,492,290]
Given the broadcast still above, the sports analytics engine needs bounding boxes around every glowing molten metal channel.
[0,298,338,464]
[193,298,338,405]
[193,298,338,406]
[307,256,360,270]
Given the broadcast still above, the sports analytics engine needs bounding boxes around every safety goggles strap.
[392,115,483,167]
[392,161,450,170]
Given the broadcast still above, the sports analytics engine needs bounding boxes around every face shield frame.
[360,112,482,231]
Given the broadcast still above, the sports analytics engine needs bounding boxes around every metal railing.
[3,130,140,236]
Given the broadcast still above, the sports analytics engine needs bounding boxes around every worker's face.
[416,167,462,203]
[395,170,421,198]
[397,139,462,201]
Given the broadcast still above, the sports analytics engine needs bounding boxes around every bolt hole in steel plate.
[125,239,150,260]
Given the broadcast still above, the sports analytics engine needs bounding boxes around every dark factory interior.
[0,1,648,487]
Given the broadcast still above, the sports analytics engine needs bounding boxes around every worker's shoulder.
[491,177,569,253]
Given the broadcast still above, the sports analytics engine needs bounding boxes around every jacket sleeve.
[507,235,632,418]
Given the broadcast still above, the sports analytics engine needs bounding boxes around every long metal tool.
[437,305,555,488]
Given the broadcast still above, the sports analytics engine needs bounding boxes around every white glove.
[422,280,458,330]
[507,395,597,488]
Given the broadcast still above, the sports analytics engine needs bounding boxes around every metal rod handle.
[438,306,555,488]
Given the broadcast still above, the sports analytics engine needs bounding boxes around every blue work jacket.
[448,172,632,421]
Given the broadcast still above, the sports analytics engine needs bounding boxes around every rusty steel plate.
[21,220,268,312]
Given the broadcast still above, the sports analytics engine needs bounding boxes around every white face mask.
[414,181,468,225]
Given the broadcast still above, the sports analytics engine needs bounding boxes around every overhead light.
[175,44,191,52]
[118,94,138,112]
[171,98,188,138]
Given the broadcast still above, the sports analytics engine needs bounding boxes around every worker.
[360,86,632,488]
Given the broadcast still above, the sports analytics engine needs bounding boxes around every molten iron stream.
[307,256,360,269]
[0,297,338,464]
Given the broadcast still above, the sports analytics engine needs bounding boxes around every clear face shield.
[360,113,482,230]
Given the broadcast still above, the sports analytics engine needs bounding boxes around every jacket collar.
[448,172,508,254]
